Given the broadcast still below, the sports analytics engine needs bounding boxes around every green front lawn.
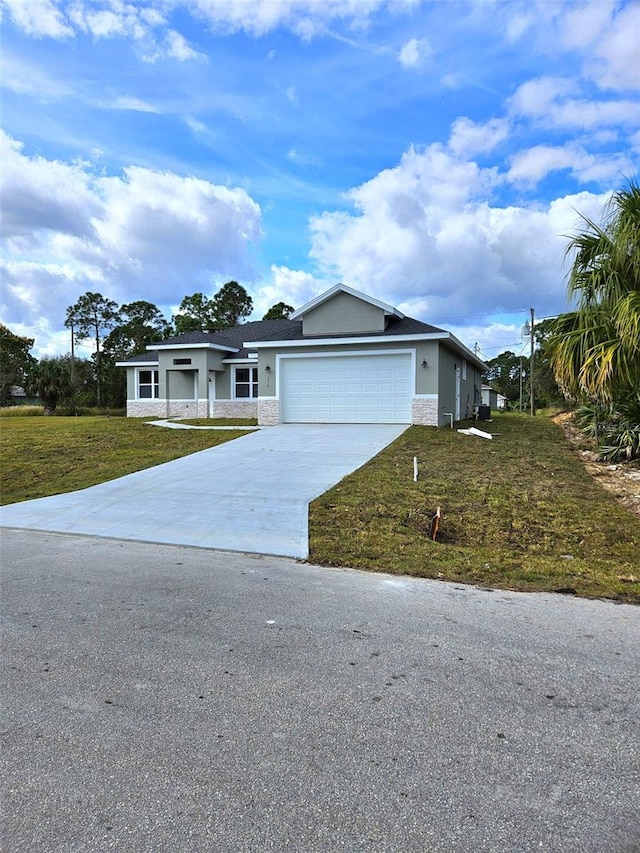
[2,412,638,602]
[310,414,640,602]
[0,417,248,505]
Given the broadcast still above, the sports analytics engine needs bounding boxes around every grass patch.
[0,416,248,505]
[309,413,640,602]
[175,418,258,426]
[0,406,44,417]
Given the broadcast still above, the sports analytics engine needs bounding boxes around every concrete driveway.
[0,424,407,558]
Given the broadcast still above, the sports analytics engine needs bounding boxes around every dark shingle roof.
[151,319,301,349]
[116,351,158,364]
[117,315,450,364]
[213,318,301,348]
[240,314,446,342]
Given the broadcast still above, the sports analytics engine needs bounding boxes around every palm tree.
[26,357,73,415]
[550,180,640,402]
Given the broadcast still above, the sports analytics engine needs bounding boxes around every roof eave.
[244,332,449,348]
[147,342,239,353]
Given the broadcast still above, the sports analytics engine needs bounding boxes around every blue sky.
[1,0,638,362]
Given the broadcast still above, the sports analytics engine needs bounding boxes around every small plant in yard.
[309,413,640,602]
[574,395,640,462]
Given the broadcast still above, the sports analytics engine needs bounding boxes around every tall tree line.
[3,282,291,412]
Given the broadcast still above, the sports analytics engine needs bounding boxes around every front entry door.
[208,373,216,416]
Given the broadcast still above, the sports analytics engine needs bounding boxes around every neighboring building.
[481,385,507,411]
[117,284,486,426]
[481,385,498,409]
[9,386,41,406]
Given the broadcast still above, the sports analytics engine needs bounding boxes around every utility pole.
[519,357,523,413]
[529,307,535,417]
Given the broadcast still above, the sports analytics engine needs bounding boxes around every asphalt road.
[1,529,639,853]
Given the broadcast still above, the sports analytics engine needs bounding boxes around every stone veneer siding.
[128,396,440,424]
[210,400,258,419]
[166,399,209,418]
[127,400,167,418]
[257,398,281,426]
[411,396,439,426]
[128,399,257,419]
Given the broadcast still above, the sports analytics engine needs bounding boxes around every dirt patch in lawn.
[553,412,640,520]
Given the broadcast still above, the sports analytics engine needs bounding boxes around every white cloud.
[1,55,75,99]
[505,11,534,43]
[308,142,611,325]
[509,76,638,130]
[0,132,101,240]
[507,143,632,186]
[251,265,327,319]
[105,96,160,113]
[449,117,510,158]
[560,0,614,49]
[287,148,323,167]
[560,0,640,91]
[507,145,585,184]
[2,0,200,63]
[0,133,264,348]
[165,29,206,61]
[2,0,413,42]
[185,0,409,38]
[440,73,460,89]
[398,37,431,69]
[446,321,523,361]
[508,76,577,119]
[1,0,73,38]
[498,0,638,91]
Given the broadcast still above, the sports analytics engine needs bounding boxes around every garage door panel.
[281,354,412,423]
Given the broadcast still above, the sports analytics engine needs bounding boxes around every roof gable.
[290,284,404,337]
[290,283,404,321]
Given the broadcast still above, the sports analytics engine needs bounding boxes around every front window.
[234,366,258,398]
[138,369,159,399]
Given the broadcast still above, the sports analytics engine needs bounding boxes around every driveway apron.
[0,424,407,558]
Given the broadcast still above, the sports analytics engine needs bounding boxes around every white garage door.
[280,353,412,423]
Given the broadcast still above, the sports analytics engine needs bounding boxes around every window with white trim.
[138,369,159,399]
[234,366,258,398]
[462,359,467,380]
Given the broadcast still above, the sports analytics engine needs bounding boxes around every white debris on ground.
[457,427,493,440]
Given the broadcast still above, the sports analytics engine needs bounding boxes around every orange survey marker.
[429,506,441,542]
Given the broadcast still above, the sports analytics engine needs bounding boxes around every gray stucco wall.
[214,366,232,400]
[413,341,440,396]
[302,292,386,336]
[158,350,212,399]
[167,370,196,400]
[437,346,481,424]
